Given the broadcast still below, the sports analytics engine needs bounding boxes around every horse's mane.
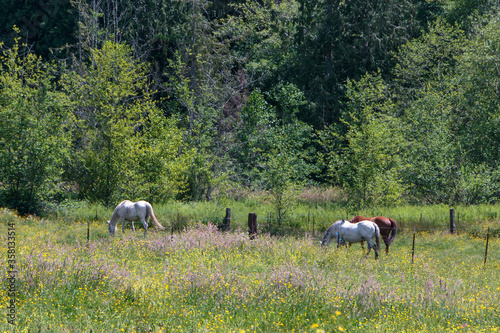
[109,208,121,224]
[321,220,344,246]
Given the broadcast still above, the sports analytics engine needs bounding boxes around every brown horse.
[349,216,397,254]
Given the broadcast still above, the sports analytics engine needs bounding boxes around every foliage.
[0,32,71,214]
[61,41,189,206]
[235,87,315,218]
[293,0,421,126]
[392,18,500,204]
[218,0,299,91]
[2,1,500,210]
[61,41,145,206]
[321,72,405,208]
[127,105,195,203]
[166,48,229,201]
[457,14,500,167]
[0,0,78,58]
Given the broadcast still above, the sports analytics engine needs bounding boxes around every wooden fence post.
[222,208,231,231]
[484,227,490,266]
[308,212,310,234]
[87,220,90,245]
[411,227,416,265]
[450,209,456,234]
[312,213,315,237]
[248,213,257,240]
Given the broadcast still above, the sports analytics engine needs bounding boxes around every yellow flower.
[310,323,319,329]
[338,326,344,332]
[335,311,342,316]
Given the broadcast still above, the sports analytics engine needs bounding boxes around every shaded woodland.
[1,0,500,214]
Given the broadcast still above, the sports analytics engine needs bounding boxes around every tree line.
[1,0,500,215]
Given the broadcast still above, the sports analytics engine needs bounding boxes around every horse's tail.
[147,204,166,230]
[387,218,397,244]
[375,224,381,252]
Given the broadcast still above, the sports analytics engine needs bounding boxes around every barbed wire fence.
[153,208,500,238]
[87,207,499,264]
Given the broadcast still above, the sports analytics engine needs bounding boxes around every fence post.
[312,213,315,237]
[411,227,416,265]
[306,212,310,239]
[248,213,257,240]
[87,221,90,245]
[450,209,456,234]
[222,208,231,231]
[484,227,490,266]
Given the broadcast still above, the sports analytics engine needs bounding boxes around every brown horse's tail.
[387,218,397,244]
[147,205,166,230]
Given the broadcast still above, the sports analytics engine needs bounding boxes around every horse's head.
[107,220,117,235]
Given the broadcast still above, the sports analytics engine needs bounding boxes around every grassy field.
[1,204,499,332]
[52,195,500,234]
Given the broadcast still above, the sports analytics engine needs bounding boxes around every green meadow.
[1,201,499,332]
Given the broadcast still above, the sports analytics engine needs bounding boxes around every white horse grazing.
[107,200,166,236]
[320,219,381,259]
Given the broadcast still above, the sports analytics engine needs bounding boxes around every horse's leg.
[121,217,126,234]
[383,234,390,253]
[141,217,148,237]
[360,241,365,251]
[365,240,371,257]
[366,239,379,260]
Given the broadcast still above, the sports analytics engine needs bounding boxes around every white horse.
[107,200,166,236]
[320,219,381,259]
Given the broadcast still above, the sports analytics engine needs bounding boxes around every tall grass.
[51,194,500,235]
[1,208,499,332]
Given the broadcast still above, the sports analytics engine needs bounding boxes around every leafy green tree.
[61,41,154,206]
[164,0,242,201]
[218,0,299,91]
[128,104,196,203]
[0,33,71,214]
[166,51,222,201]
[457,15,500,166]
[320,72,405,207]
[437,0,497,31]
[0,0,78,58]
[392,20,471,204]
[450,14,500,203]
[293,0,421,127]
[234,87,315,218]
